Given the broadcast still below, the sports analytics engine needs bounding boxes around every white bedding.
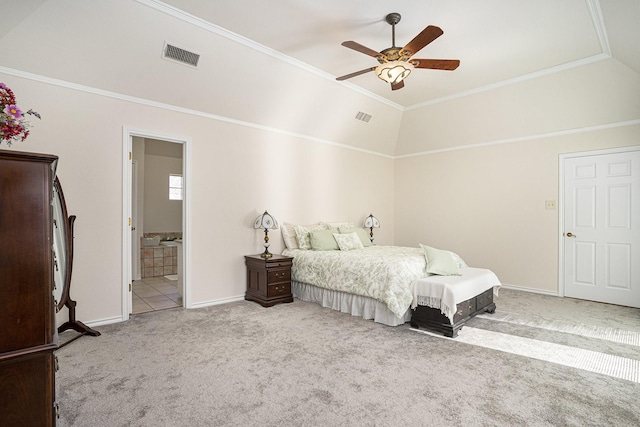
[282,246,427,318]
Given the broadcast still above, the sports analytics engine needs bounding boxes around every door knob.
[566,232,576,237]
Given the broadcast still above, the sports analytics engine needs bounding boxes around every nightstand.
[244,254,294,307]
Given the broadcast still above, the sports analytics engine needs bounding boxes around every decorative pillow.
[309,229,339,251]
[281,223,299,249]
[333,232,364,251]
[449,251,468,269]
[322,221,354,230]
[420,244,461,276]
[293,223,327,250]
[338,227,372,247]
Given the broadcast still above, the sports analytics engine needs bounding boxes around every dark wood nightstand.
[244,254,294,307]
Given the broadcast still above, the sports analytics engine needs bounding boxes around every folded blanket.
[411,267,501,324]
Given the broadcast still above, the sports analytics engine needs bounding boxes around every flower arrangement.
[1,82,41,146]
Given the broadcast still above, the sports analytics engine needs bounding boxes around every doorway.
[560,146,640,308]
[122,128,191,321]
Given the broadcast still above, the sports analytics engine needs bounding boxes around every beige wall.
[3,75,395,325]
[2,1,639,325]
[393,56,640,293]
[394,128,640,293]
[142,153,183,233]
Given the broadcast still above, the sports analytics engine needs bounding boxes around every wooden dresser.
[0,150,59,426]
[245,254,293,307]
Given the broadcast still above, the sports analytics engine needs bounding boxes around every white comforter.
[282,246,427,318]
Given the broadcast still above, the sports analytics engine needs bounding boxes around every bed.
[280,222,500,337]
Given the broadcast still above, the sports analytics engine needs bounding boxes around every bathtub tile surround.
[140,232,182,278]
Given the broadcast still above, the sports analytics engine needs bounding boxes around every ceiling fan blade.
[341,41,382,58]
[411,59,460,70]
[391,80,404,91]
[336,66,376,81]
[401,25,444,58]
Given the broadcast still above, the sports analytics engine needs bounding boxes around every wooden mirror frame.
[53,177,100,347]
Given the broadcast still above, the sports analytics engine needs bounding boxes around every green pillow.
[309,229,339,251]
[420,244,461,276]
[338,227,372,247]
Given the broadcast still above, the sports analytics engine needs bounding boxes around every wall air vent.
[162,42,200,68]
[355,112,372,123]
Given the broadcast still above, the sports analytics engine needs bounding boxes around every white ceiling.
[1,0,638,113]
[154,0,639,109]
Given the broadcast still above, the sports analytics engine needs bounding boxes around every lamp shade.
[253,210,278,230]
[363,214,380,229]
[375,61,414,84]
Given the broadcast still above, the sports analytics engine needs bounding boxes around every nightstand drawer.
[267,269,291,283]
[245,254,294,307]
[267,282,291,298]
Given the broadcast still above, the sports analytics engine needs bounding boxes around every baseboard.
[189,295,245,309]
[499,284,559,297]
[84,316,124,328]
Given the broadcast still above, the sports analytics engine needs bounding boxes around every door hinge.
[129,151,132,160]
[128,217,131,226]
[129,283,132,292]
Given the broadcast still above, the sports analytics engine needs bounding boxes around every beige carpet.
[55,289,640,426]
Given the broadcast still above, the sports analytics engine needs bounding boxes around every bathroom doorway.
[122,129,191,321]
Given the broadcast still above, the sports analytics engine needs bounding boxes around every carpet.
[412,311,640,383]
[55,289,640,426]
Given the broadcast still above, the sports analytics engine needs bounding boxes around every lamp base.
[260,250,273,259]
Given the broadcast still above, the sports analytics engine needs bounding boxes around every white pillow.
[333,232,364,251]
[293,223,327,250]
[322,221,354,230]
[281,223,299,249]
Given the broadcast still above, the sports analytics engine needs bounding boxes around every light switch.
[545,200,556,210]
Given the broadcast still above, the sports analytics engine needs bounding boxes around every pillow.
[420,244,461,276]
[309,229,339,251]
[449,251,468,269]
[281,223,299,249]
[322,221,354,230]
[338,227,372,247]
[293,223,327,250]
[333,232,364,251]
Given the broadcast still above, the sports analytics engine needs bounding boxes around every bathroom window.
[169,174,183,200]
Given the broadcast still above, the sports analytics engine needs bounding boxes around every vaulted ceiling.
[2,0,638,112]
[157,0,640,109]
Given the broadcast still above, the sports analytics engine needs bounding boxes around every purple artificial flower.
[4,104,23,119]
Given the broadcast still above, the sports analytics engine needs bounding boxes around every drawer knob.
[275,272,285,279]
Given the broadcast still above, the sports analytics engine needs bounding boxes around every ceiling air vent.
[162,42,200,68]
[355,112,372,123]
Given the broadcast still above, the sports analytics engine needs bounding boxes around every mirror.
[52,180,67,311]
[53,177,100,347]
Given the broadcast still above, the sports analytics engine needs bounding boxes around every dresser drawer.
[267,282,291,298]
[267,269,291,283]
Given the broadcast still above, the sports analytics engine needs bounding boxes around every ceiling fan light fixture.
[375,60,414,84]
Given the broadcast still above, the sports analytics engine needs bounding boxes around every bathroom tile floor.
[132,276,182,314]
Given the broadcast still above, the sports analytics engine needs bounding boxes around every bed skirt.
[291,280,411,326]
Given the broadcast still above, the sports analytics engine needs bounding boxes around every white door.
[562,147,640,308]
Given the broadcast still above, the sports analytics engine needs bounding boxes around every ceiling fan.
[336,13,460,91]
